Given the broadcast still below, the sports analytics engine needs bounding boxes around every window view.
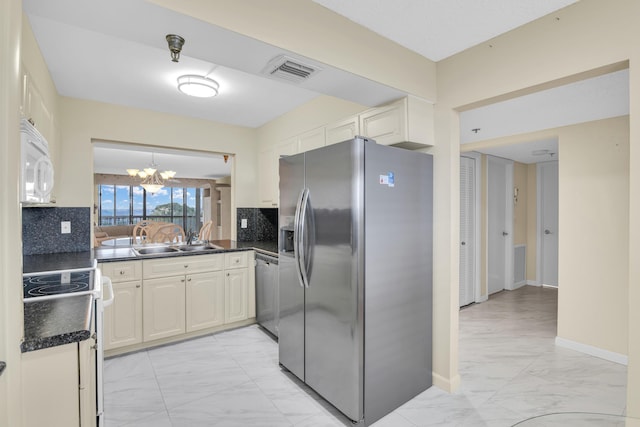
[98,184,204,233]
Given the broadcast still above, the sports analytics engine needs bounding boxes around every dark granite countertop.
[94,239,278,262]
[22,294,94,353]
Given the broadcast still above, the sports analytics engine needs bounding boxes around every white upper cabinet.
[326,116,360,146]
[297,127,326,153]
[359,96,433,149]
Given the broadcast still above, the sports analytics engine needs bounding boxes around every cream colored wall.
[513,162,528,246]
[557,117,629,356]
[257,95,366,148]
[1,0,24,425]
[439,0,639,412]
[57,98,258,241]
[526,164,537,282]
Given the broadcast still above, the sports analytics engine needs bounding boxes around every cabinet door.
[326,116,359,146]
[79,338,97,427]
[259,147,276,207]
[143,276,186,341]
[359,100,405,146]
[21,343,80,427]
[297,127,326,153]
[186,271,225,332]
[225,269,248,324]
[104,280,143,350]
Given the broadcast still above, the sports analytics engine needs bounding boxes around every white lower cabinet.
[99,251,256,351]
[22,340,96,427]
[100,261,143,350]
[225,268,248,323]
[143,275,186,342]
[186,271,225,332]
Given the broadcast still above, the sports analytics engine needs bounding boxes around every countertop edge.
[21,330,91,353]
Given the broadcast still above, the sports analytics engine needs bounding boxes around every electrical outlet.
[61,272,71,284]
[61,221,71,234]
[241,218,248,229]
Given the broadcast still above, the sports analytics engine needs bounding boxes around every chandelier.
[126,153,175,194]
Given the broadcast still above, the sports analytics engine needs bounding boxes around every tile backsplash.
[236,208,278,242]
[22,207,91,255]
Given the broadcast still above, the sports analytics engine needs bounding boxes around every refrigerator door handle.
[293,188,307,288]
[298,188,311,288]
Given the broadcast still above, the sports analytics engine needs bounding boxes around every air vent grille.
[262,55,320,83]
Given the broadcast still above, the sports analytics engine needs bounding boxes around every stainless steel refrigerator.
[278,136,433,426]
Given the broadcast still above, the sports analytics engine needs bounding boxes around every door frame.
[536,160,559,287]
[460,152,484,304]
[487,155,515,293]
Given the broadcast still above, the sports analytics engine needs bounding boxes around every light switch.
[241,218,248,229]
[61,221,71,234]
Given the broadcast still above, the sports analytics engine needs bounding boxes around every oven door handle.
[102,276,114,307]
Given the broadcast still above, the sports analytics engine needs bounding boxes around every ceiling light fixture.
[126,153,176,193]
[177,75,219,98]
[166,34,185,63]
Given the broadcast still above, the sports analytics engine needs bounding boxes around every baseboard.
[510,281,527,290]
[432,371,461,392]
[476,294,488,303]
[555,336,628,365]
[526,280,540,286]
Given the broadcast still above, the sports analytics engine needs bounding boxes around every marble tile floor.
[104,286,628,426]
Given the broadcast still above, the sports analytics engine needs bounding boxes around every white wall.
[57,98,259,236]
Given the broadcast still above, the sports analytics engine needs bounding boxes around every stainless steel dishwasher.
[255,252,279,338]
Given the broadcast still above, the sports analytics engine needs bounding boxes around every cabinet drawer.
[99,261,142,282]
[143,254,223,279]
[225,251,249,269]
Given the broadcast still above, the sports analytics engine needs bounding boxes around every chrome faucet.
[185,230,197,245]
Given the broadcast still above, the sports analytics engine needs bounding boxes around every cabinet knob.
[136,284,141,288]
[184,265,188,268]
[187,278,192,282]
[227,273,230,277]
[181,279,185,283]
[120,271,125,275]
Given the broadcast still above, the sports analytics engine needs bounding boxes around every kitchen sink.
[133,246,181,256]
[133,242,223,256]
[176,243,223,252]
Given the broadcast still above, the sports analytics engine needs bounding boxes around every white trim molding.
[555,336,628,365]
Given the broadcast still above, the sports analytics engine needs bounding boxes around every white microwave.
[20,118,54,204]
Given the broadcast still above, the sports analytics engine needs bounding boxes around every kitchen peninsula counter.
[22,295,93,353]
[94,239,277,262]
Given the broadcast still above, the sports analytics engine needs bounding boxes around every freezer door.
[278,153,306,380]
[303,139,364,422]
[363,143,433,424]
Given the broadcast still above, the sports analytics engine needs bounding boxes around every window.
[98,184,204,233]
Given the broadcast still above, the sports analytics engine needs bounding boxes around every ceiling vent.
[261,55,320,83]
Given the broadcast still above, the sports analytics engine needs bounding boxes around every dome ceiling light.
[177,75,220,98]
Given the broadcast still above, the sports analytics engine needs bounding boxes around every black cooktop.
[23,270,95,299]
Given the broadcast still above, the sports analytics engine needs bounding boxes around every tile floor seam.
[145,348,174,417]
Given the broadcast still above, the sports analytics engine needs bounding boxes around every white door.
[538,161,559,286]
[460,156,476,306]
[487,156,514,295]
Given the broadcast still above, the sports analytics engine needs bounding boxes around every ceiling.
[24,0,627,174]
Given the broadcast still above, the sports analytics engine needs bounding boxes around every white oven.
[20,118,54,204]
